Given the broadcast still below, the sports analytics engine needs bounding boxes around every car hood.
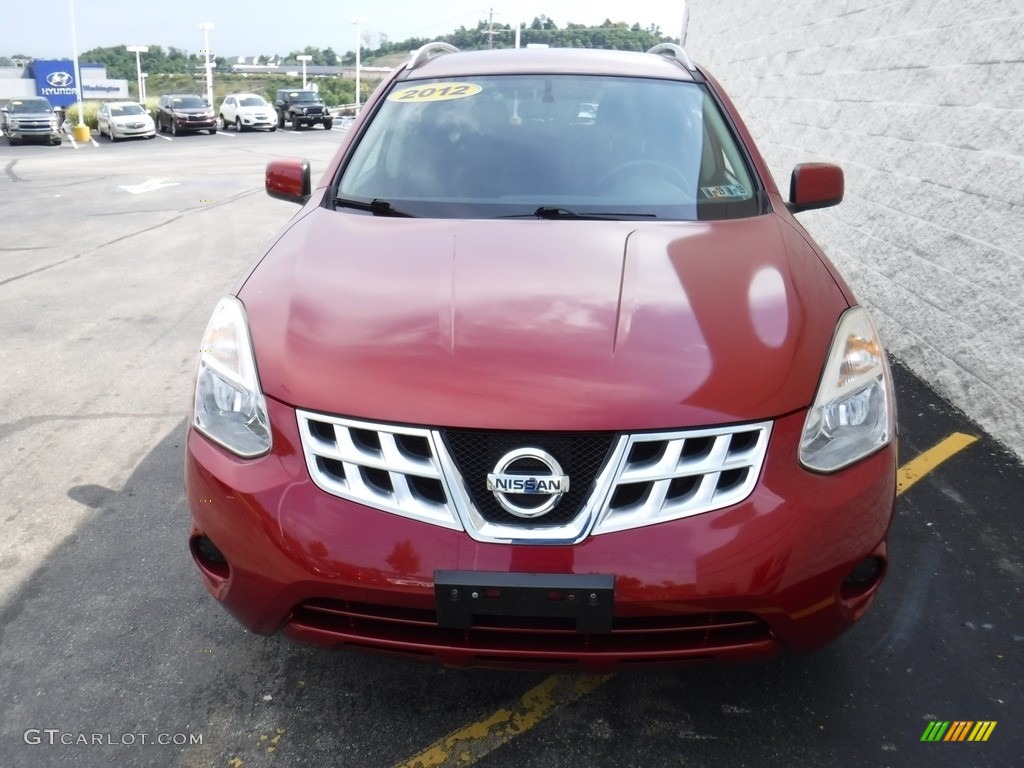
[240,212,849,430]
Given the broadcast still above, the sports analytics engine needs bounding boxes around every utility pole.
[485,8,497,49]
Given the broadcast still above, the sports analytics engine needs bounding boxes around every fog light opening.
[842,556,884,594]
[191,534,230,581]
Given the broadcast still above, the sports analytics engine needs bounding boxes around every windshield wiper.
[503,206,657,220]
[333,197,417,218]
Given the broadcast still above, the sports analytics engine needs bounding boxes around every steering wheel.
[597,160,693,194]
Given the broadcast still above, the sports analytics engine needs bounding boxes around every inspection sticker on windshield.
[388,83,482,103]
[701,184,748,199]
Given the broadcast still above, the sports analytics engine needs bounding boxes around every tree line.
[11,15,675,83]
[339,17,675,65]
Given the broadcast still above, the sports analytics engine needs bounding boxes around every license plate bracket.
[434,570,614,634]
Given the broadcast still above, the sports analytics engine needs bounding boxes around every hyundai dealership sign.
[27,60,128,106]
[31,60,79,107]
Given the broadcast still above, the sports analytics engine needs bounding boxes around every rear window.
[336,74,761,221]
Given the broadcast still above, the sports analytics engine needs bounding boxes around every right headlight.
[192,296,271,458]
[799,306,895,472]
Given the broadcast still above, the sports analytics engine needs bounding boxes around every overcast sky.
[2,1,688,59]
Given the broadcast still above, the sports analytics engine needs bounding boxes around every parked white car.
[218,93,276,132]
[97,101,155,142]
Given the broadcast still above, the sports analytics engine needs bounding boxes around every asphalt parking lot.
[0,130,1021,768]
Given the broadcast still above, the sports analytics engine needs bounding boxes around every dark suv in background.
[274,89,333,130]
[156,94,217,136]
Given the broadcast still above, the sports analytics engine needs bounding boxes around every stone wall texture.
[686,0,1024,461]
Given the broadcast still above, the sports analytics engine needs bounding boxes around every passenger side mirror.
[787,163,844,213]
[266,158,311,205]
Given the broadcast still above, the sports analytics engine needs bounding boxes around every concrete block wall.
[686,0,1024,461]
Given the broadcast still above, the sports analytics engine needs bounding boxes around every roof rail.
[646,43,697,73]
[405,42,460,71]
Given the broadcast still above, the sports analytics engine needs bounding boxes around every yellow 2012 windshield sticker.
[388,83,482,103]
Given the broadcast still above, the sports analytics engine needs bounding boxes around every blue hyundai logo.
[46,72,73,87]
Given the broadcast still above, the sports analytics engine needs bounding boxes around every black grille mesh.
[443,431,616,526]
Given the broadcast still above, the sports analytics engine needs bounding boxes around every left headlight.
[192,296,271,457]
[799,306,894,472]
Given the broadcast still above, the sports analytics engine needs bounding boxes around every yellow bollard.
[72,124,91,142]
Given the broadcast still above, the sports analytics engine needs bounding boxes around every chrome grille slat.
[296,410,772,542]
[593,424,771,535]
[298,413,459,530]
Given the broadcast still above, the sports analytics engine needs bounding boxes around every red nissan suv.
[185,43,896,670]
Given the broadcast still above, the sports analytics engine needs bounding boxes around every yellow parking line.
[897,432,978,495]
[395,431,978,767]
[393,674,610,768]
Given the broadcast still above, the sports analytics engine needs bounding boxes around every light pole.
[126,45,148,101]
[515,0,521,49]
[140,73,148,102]
[68,0,89,141]
[198,22,215,107]
[352,16,368,113]
[297,54,312,89]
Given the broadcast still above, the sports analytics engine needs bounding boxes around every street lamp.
[352,16,369,113]
[198,22,215,107]
[296,54,312,89]
[126,45,148,101]
[68,0,89,142]
[140,73,148,102]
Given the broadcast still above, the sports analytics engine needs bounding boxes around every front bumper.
[186,397,896,670]
[7,127,61,143]
[240,114,275,129]
[173,116,216,131]
[112,123,155,139]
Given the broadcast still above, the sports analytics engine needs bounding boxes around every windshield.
[337,74,760,221]
[9,99,52,114]
[111,104,145,116]
[286,91,320,102]
[172,96,207,109]
[240,96,267,107]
